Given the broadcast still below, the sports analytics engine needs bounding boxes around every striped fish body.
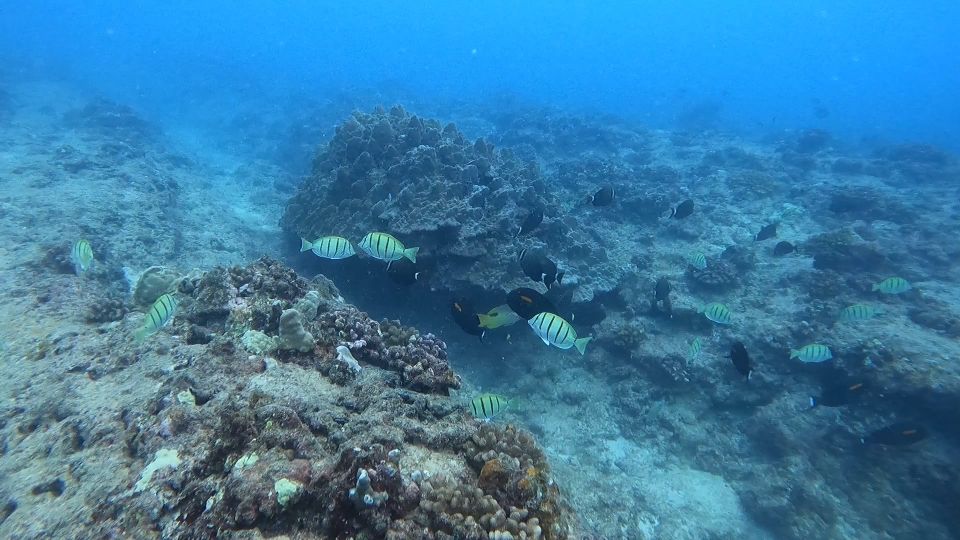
[529,312,592,355]
[359,232,418,263]
[838,304,880,322]
[470,394,509,420]
[688,337,703,360]
[687,252,707,270]
[136,293,177,341]
[872,277,911,294]
[71,239,94,275]
[701,302,731,325]
[790,343,832,363]
[300,236,355,259]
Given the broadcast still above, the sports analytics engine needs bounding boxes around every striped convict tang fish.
[71,239,94,275]
[838,304,881,322]
[790,343,833,363]
[700,302,732,325]
[358,232,419,263]
[872,277,911,294]
[300,236,356,259]
[528,312,592,355]
[470,393,510,420]
[136,293,178,341]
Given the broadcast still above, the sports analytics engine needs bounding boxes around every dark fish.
[451,298,485,339]
[506,287,557,320]
[773,241,796,256]
[387,258,420,286]
[668,199,694,219]
[861,422,927,446]
[755,223,778,241]
[516,209,543,237]
[518,249,564,289]
[810,381,865,408]
[729,341,752,380]
[653,277,672,316]
[587,186,615,206]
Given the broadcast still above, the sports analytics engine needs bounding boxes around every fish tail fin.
[404,246,419,263]
[574,336,592,355]
[414,272,420,281]
[74,262,83,276]
[871,284,880,292]
[299,238,313,252]
[476,314,492,328]
[789,349,798,359]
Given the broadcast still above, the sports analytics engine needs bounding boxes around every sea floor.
[1,78,958,539]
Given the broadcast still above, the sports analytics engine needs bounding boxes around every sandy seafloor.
[1,77,959,539]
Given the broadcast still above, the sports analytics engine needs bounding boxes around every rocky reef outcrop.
[281,106,676,302]
[79,258,578,539]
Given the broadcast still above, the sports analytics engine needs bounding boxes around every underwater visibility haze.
[0,2,959,538]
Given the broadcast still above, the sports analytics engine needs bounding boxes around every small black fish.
[861,422,927,446]
[451,298,485,340]
[773,241,796,256]
[587,186,615,206]
[810,382,864,408]
[668,199,694,219]
[516,209,543,237]
[653,277,672,316]
[755,223,778,241]
[387,258,420,286]
[506,287,558,320]
[518,249,564,289]
[729,341,752,380]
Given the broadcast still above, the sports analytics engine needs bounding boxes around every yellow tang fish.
[477,304,521,329]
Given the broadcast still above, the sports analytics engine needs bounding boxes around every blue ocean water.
[2,2,959,148]
[1,2,960,539]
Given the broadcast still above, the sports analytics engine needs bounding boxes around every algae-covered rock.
[133,266,182,307]
[241,330,278,355]
[293,290,321,320]
[278,309,314,353]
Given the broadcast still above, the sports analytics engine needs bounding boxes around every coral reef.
[132,266,182,307]
[281,106,665,302]
[7,257,579,539]
[278,308,314,352]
